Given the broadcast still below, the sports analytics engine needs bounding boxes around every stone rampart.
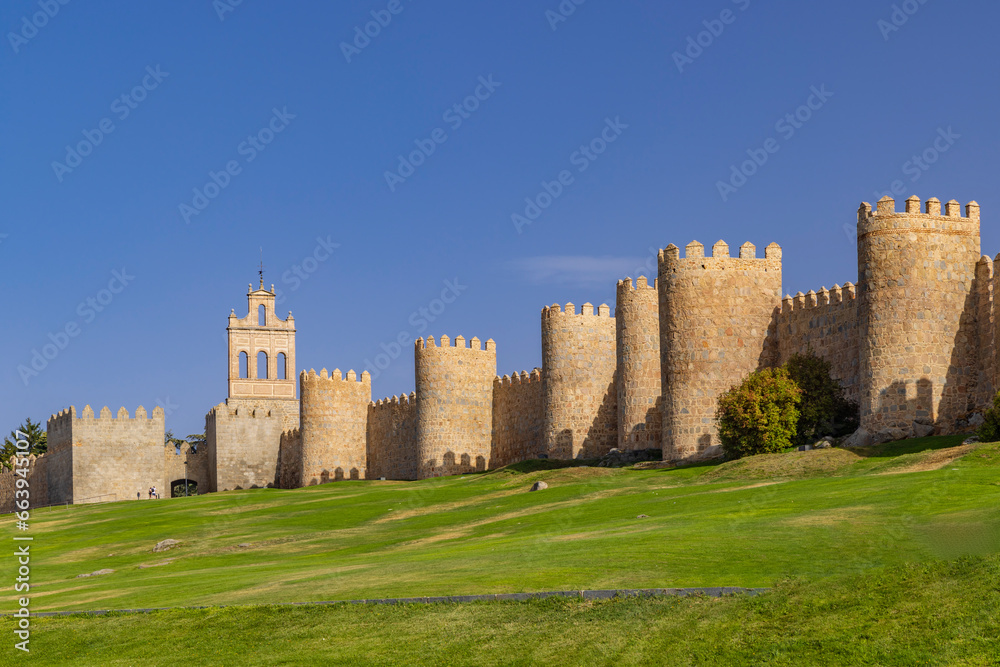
[777,283,860,402]
[541,303,617,460]
[367,393,418,480]
[206,403,284,491]
[415,335,496,478]
[616,277,662,451]
[858,196,981,434]
[299,369,371,484]
[658,240,782,460]
[491,369,544,468]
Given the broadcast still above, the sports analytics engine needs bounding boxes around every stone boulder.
[912,421,935,438]
[529,481,548,492]
[842,428,872,448]
[76,569,114,578]
[153,539,180,553]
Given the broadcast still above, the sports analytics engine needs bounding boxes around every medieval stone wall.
[491,369,544,468]
[163,442,211,496]
[415,335,496,478]
[616,277,662,450]
[45,409,74,505]
[0,454,50,514]
[206,403,284,491]
[41,405,166,504]
[776,283,860,403]
[276,428,301,489]
[541,303,617,460]
[367,393,418,480]
[299,369,371,484]
[858,196,981,435]
[976,256,995,411]
[658,241,783,460]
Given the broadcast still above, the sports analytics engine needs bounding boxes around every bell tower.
[227,280,297,402]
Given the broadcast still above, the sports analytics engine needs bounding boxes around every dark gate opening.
[171,479,199,497]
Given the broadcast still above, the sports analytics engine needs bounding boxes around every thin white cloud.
[506,256,650,287]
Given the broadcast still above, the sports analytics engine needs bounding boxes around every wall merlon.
[686,240,704,258]
[712,240,729,258]
[739,242,756,259]
[618,276,656,294]
[865,196,978,221]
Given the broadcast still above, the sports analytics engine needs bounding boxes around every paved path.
[19,587,769,618]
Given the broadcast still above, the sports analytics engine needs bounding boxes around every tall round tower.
[299,368,371,484]
[414,335,496,478]
[541,302,617,460]
[616,277,661,451]
[858,196,981,434]
[657,240,782,460]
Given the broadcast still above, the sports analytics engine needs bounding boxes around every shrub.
[716,367,802,459]
[784,352,859,445]
[978,392,1000,443]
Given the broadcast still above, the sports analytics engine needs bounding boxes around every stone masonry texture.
[415,335,496,478]
[299,368,371,484]
[658,240,783,460]
[616,277,662,451]
[858,197,982,435]
[542,303,617,460]
[13,195,1000,513]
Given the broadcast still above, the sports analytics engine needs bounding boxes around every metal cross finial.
[258,247,265,289]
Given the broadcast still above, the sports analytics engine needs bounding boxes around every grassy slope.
[3,435,999,615]
[7,556,1000,666]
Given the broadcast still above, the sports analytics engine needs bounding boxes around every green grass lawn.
[2,436,999,664]
[7,555,1000,666]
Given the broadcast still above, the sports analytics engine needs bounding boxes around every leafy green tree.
[784,352,860,445]
[716,368,802,459]
[2,418,48,469]
[978,392,1000,443]
[185,433,206,451]
[164,430,186,451]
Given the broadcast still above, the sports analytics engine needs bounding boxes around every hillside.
[4,435,998,615]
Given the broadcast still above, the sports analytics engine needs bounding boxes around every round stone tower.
[657,240,783,461]
[299,368,371,484]
[857,196,981,435]
[541,302,617,460]
[414,335,496,478]
[616,276,661,451]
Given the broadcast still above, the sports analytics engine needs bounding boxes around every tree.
[185,433,206,452]
[164,430,186,452]
[784,352,859,445]
[978,392,1000,443]
[2,418,48,470]
[716,367,802,459]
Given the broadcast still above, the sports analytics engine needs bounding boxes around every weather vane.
[258,247,265,288]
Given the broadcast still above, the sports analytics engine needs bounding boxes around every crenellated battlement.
[541,302,613,318]
[208,403,278,420]
[415,335,496,352]
[301,368,371,386]
[495,368,543,388]
[858,196,980,238]
[657,240,781,273]
[617,276,657,292]
[48,405,164,430]
[372,392,418,410]
[781,282,857,313]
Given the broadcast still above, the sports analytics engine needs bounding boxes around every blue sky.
[2,0,996,437]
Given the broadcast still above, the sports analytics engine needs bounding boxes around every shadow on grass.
[850,434,969,460]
